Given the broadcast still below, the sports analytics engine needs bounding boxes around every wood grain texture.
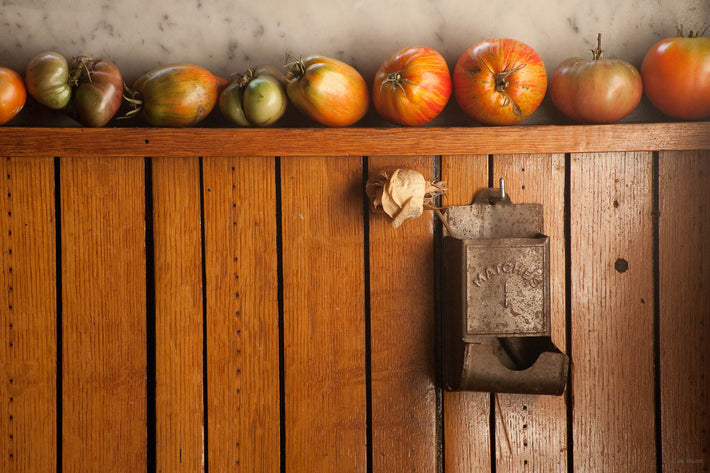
[2,127,710,473]
[491,154,567,472]
[367,156,437,473]
[658,150,710,472]
[151,157,204,473]
[60,157,147,473]
[1,122,710,157]
[203,157,280,473]
[281,156,367,473]
[0,157,56,473]
[439,154,491,472]
[570,152,655,472]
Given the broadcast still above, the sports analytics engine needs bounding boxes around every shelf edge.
[1,122,709,157]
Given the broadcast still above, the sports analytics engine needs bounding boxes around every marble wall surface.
[1,0,708,125]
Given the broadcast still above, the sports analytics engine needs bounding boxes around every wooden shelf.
[2,120,708,473]
[2,121,709,157]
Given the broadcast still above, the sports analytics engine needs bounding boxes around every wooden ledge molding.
[1,122,709,157]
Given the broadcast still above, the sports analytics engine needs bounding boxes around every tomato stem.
[119,82,143,119]
[495,64,526,93]
[477,58,526,111]
[379,71,422,97]
[68,56,96,87]
[478,58,526,93]
[284,53,306,81]
[591,33,604,60]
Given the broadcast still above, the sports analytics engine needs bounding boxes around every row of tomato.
[0,28,709,127]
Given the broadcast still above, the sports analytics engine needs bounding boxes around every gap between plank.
[487,155,496,472]
[274,156,287,473]
[144,157,157,473]
[53,156,63,473]
[198,157,209,473]
[564,152,574,473]
[361,156,374,473]
[652,151,663,473]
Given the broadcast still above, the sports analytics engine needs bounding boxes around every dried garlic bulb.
[366,169,447,228]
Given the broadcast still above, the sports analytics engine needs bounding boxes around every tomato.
[24,52,123,127]
[126,63,221,127]
[286,55,368,127]
[25,51,72,110]
[453,38,547,125]
[219,65,287,127]
[372,46,451,126]
[0,67,26,125]
[641,26,710,120]
[67,56,123,127]
[550,34,642,124]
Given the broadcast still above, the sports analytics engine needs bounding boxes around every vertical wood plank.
[0,157,56,473]
[368,156,437,473]
[281,156,367,473]
[440,154,492,472]
[203,157,280,473]
[658,150,710,471]
[61,157,147,473]
[570,152,655,472]
[492,154,567,472]
[152,157,204,473]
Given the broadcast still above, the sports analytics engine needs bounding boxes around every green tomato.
[219,80,251,126]
[219,65,287,127]
[25,52,72,110]
[243,75,287,126]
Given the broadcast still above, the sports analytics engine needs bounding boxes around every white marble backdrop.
[1,0,708,125]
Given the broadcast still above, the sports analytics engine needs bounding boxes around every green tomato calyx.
[677,24,710,38]
[120,82,142,119]
[284,53,307,81]
[68,56,100,87]
[379,71,421,97]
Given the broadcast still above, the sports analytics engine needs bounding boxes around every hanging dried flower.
[366,169,447,228]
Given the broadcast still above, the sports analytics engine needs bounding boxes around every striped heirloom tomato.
[454,38,547,125]
[372,46,451,126]
[125,63,222,127]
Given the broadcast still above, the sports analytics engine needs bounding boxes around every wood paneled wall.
[1,125,708,473]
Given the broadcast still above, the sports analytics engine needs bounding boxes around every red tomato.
[69,56,123,127]
[286,55,368,127]
[550,35,642,124]
[127,63,221,127]
[453,38,547,125]
[0,67,26,125]
[641,27,710,120]
[372,46,451,126]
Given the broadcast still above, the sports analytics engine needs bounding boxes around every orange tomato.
[641,27,710,120]
[286,55,368,127]
[372,46,451,126]
[453,38,547,125]
[0,67,27,125]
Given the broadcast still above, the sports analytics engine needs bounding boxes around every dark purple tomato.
[69,56,123,127]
